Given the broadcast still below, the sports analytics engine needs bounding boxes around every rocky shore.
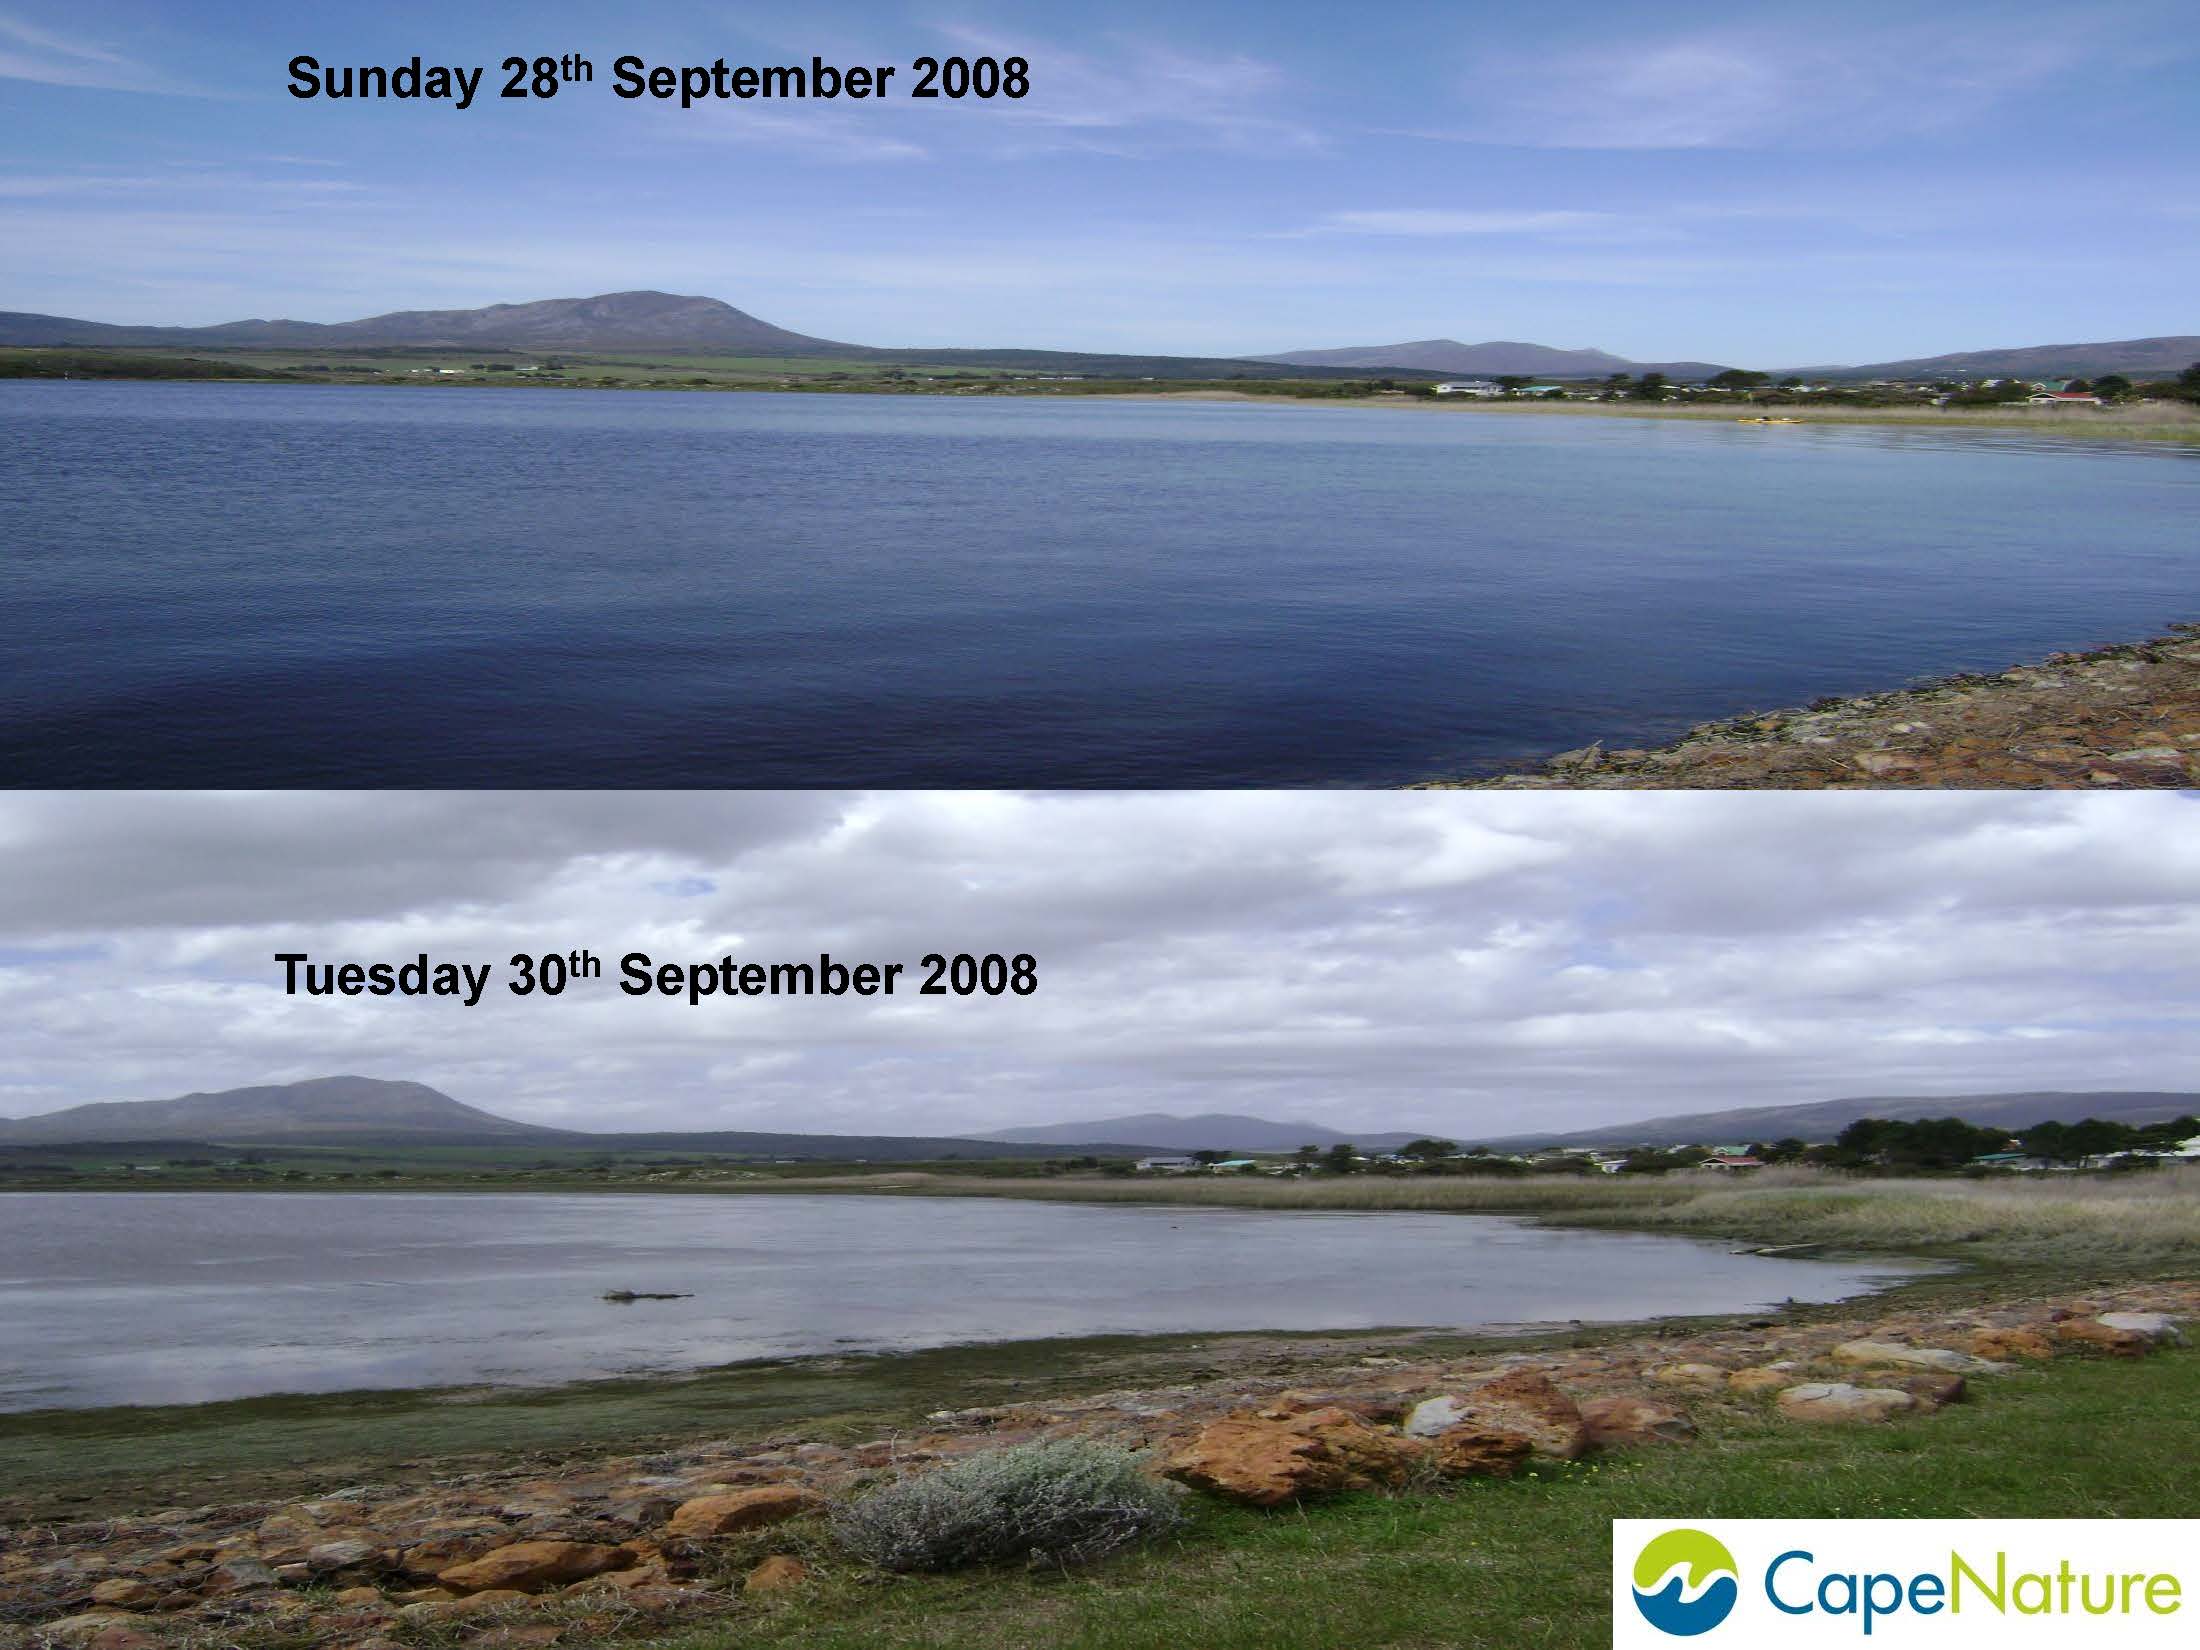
[4,1281,2191,1650]
[1436,624,2200,789]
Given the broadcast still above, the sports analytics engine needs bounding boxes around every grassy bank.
[478,1346,2200,1650]
[726,1164,2200,1269]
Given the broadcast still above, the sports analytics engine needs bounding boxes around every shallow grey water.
[0,1192,1932,1410]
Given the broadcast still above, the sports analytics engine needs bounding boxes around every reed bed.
[755,1165,2200,1265]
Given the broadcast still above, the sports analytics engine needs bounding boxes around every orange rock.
[743,1555,810,1594]
[438,1541,630,1594]
[1407,1371,1590,1460]
[1578,1395,1697,1446]
[1969,1327,2053,1362]
[1430,1428,1532,1479]
[663,1485,824,1539]
[1164,1406,1430,1506]
[2055,1319,2149,1357]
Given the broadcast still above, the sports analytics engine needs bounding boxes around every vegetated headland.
[8,342,2200,441]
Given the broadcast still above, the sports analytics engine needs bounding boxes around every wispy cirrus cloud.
[935,24,1323,155]
[1303,208,1616,237]
[0,10,205,94]
[1428,16,2104,151]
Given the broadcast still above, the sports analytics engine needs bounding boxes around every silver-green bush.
[832,1439,1185,1572]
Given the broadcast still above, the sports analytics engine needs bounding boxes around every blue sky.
[1,0,2194,364]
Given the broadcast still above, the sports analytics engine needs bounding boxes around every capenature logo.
[1632,1528,1741,1636]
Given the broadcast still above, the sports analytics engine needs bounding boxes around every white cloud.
[1305,209,1614,237]
[0,792,2195,1139]
[1439,18,2098,150]
[0,10,205,94]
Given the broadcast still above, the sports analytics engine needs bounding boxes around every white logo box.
[1611,1519,2196,1648]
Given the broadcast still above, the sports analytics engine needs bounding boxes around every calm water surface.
[0,1191,1935,1409]
[6,384,2196,785]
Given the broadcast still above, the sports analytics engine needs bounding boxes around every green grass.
[603,1346,2199,1650]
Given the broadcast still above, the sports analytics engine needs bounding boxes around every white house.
[1432,380,1503,397]
[1134,1155,1198,1173]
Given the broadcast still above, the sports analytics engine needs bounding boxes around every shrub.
[832,1439,1184,1572]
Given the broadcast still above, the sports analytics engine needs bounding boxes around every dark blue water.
[5,383,2195,786]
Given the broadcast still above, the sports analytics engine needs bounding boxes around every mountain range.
[3,291,2188,383]
[0,1076,564,1146]
[7,1079,2193,1158]
[0,291,852,355]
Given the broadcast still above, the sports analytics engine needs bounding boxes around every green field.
[640,1346,2198,1650]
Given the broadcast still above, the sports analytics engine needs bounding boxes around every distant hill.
[0,1077,1145,1159]
[980,1112,1425,1153]
[1481,1091,2200,1150]
[0,292,1389,380]
[1805,336,2200,382]
[1254,339,1732,381]
[0,291,855,354]
[0,1076,573,1145]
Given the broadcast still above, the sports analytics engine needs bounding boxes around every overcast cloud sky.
[2,791,2195,1139]
[0,0,2194,361]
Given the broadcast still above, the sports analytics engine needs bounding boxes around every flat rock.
[663,1485,823,1539]
[1830,1340,2006,1375]
[2097,1312,2186,1345]
[438,1541,630,1594]
[1776,1383,1917,1423]
[1645,1363,1726,1388]
[2056,1318,2152,1356]
[1968,1327,2054,1361]
[1726,1365,1796,1396]
[1165,1406,1430,1507]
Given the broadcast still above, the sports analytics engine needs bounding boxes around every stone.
[1256,1390,1409,1425]
[332,1586,387,1605]
[1577,1395,1697,1446]
[743,1555,810,1594]
[29,1617,140,1648]
[395,1521,516,1578]
[662,1485,824,1539]
[2098,1312,2186,1345]
[1164,1406,1431,1506]
[400,1588,530,1623]
[85,1579,161,1609]
[1726,1366,1795,1396]
[1968,1327,2053,1361]
[1776,1383,1917,1423]
[1646,1363,1727,1389]
[1404,1371,1588,1460]
[2056,1318,2150,1356]
[1430,1428,1533,1479]
[306,1538,381,1572]
[1892,1373,1966,1411]
[438,1541,630,1594]
[1830,1340,2006,1375]
[203,1556,279,1594]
